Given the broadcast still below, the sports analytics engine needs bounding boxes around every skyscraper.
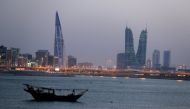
[22,53,32,61]
[117,25,148,69]
[6,48,20,67]
[152,49,160,69]
[36,50,49,67]
[54,11,64,67]
[163,50,171,68]
[117,53,127,69]
[0,45,7,65]
[125,26,137,67]
[136,29,147,66]
[68,55,77,68]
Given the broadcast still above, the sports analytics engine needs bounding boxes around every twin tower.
[117,26,147,69]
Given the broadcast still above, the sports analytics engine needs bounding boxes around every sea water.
[0,74,190,109]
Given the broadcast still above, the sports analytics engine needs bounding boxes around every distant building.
[68,55,77,68]
[146,59,152,69]
[48,55,54,67]
[54,11,65,67]
[35,50,49,67]
[6,48,20,67]
[18,56,27,67]
[152,49,160,69]
[6,49,11,66]
[0,45,7,65]
[22,53,32,61]
[136,29,147,66]
[78,62,93,68]
[53,56,59,67]
[163,50,171,68]
[125,26,137,67]
[117,53,127,69]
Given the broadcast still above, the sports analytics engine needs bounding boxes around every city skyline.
[1,0,190,66]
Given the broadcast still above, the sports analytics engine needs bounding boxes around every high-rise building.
[22,53,32,61]
[146,59,152,69]
[163,50,171,68]
[117,25,148,69]
[68,55,77,68]
[35,50,49,67]
[125,26,137,67]
[6,48,20,67]
[48,55,54,67]
[152,49,160,69]
[136,29,147,66]
[117,53,127,69]
[0,45,7,65]
[11,48,20,66]
[54,11,64,67]
[18,56,27,67]
[53,56,59,67]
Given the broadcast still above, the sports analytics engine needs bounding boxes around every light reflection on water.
[0,74,190,109]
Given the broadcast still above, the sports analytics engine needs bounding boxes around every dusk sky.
[0,0,190,66]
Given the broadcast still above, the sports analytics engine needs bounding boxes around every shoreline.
[1,70,190,81]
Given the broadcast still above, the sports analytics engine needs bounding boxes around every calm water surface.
[0,74,190,109]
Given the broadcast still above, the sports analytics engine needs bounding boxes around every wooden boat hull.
[25,89,82,102]
[24,84,87,102]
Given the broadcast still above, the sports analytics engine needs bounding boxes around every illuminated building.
[152,49,160,69]
[35,50,49,67]
[18,56,27,67]
[53,56,59,67]
[54,11,65,67]
[78,62,93,68]
[6,48,20,67]
[0,45,7,65]
[68,55,77,68]
[163,50,171,68]
[125,26,137,67]
[136,29,147,66]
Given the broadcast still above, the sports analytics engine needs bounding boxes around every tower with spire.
[54,11,65,67]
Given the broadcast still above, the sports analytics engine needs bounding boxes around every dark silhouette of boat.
[23,84,88,102]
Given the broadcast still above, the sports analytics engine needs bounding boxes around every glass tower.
[163,50,171,68]
[152,49,160,69]
[125,26,137,66]
[54,11,64,67]
[136,29,147,66]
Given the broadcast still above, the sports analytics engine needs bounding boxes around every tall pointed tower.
[54,11,64,67]
[136,28,147,66]
[125,25,137,66]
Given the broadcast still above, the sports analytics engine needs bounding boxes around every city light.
[55,67,60,72]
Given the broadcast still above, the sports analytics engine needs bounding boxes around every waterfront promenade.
[0,66,190,81]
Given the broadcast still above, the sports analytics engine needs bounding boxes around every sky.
[0,0,190,67]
